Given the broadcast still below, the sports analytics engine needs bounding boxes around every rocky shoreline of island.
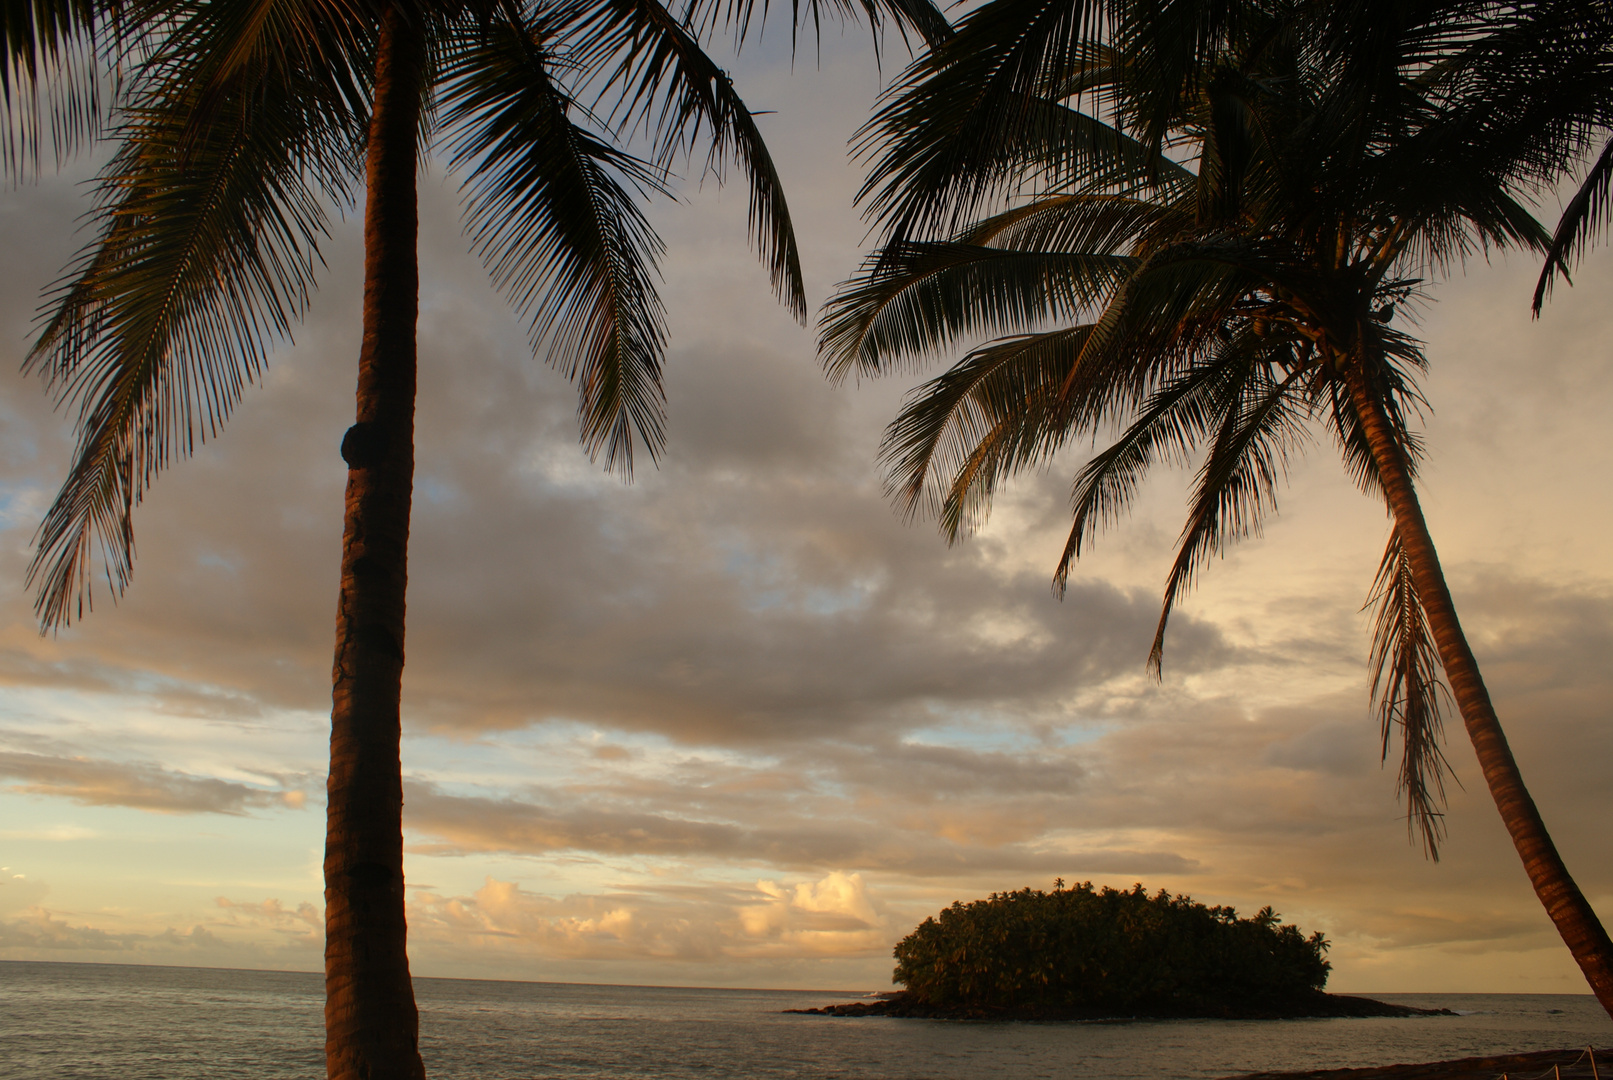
[785,990,1452,1022]
[1228,1046,1610,1080]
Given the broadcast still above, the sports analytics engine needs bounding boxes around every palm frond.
[1054,334,1278,593]
[442,13,669,475]
[781,0,952,51]
[3,0,96,85]
[1067,235,1268,403]
[129,0,375,151]
[822,192,1183,382]
[1370,158,1551,273]
[682,0,951,53]
[1366,526,1456,859]
[856,0,1191,239]
[2,0,107,174]
[560,0,805,319]
[1109,0,1263,156]
[822,240,1136,382]
[845,0,952,51]
[1534,135,1613,313]
[879,325,1092,531]
[25,56,347,628]
[958,191,1179,253]
[1146,351,1309,673]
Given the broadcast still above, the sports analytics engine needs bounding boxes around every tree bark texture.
[1345,360,1613,1019]
[324,7,428,1079]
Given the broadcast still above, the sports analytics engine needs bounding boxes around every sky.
[0,26,1610,996]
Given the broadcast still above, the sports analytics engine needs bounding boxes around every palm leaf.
[441,12,670,474]
[958,191,1180,253]
[2,0,106,173]
[856,0,1186,240]
[1054,335,1282,592]
[558,0,806,320]
[879,325,1093,531]
[1146,349,1309,673]
[1068,235,1263,403]
[1534,135,1613,312]
[822,241,1136,382]
[822,192,1180,381]
[682,0,950,52]
[1366,526,1456,859]
[1109,0,1264,157]
[135,0,375,142]
[25,43,348,628]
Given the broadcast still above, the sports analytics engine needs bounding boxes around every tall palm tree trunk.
[1345,360,1613,1018]
[324,6,429,1078]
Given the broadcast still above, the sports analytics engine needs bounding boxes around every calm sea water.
[2,961,1611,1080]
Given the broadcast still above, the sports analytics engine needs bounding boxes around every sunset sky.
[1,27,1610,995]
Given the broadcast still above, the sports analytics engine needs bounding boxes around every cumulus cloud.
[214,896,323,946]
[0,902,314,967]
[409,870,894,965]
[738,872,888,955]
[0,906,139,952]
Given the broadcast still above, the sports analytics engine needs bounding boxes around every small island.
[790,882,1448,1021]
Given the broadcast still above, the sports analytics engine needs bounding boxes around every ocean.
[2,961,1611,1080]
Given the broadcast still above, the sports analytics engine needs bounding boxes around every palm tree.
[15,0,947,1074]
[822,0,1613,1014]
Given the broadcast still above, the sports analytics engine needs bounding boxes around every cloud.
[409,870,895,964]
[738,872,888,954]
[0,749,313,814]
[0,870,49,913]
[0,906,138,952]
[0,899,321,964]
[214,896,322,945]
[401,763,1199,879]
[0,158,1236,749]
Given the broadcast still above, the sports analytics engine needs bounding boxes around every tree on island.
[4,0,946,1075]
[822,0,1613,1015]
[892,882,1332,1016]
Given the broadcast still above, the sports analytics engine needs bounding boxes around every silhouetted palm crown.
[824,0,1613,1013]
[825,0,1551,850]
[17,0,945,628]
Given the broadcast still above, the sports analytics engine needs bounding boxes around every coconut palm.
[822,0,1613,1013]
[17,0,947,1075]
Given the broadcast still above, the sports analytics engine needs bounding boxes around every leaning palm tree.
[822,0,1613,1014]
[17,0,947,1075]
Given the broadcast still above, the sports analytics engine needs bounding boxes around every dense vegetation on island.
[890,883,1331,1016]
[790,881,1438,1019]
